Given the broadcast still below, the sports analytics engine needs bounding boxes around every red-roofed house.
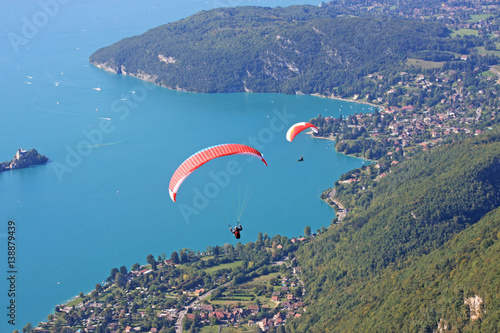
[201,304,214,312]
[259,318,271,331]
[248,305,260,314]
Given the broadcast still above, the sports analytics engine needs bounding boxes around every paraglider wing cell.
[169,144,267,202]
[286,122,318,142]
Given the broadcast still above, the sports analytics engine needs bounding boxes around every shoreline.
[321,188,348,223]
[310,93,384,110]
[307,132,377,163]
[91,62,386,110]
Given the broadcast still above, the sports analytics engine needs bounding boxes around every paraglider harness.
[229,223,243,239]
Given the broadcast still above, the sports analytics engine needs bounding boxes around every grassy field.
[210,271,284,308]
[451,29,478,37]
[482,69,499,78]
[467,14,492,22]
[475,46,500,57]
[486,65,500,79]
[65,296,85,307]
[203,260,244,274]
[406,58,445,69]
[220,325,261,332]
[98,285,118,302]
[198,325,221,333]
[241,272,281,286]
[198,324,260,333]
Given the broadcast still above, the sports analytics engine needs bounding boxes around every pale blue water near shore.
[0,0,373,330]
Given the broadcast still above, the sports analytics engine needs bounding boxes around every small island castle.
[0,148,48,172]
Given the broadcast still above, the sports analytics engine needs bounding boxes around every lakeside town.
[310,56,500,176]
[28,235,314,333]
[309,1,500,168]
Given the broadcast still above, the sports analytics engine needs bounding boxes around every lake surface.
[0,0,373,329]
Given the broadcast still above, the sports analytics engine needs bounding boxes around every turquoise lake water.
[0,0,373,329]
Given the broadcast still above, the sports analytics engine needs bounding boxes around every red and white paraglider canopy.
[169,143,267,202]
[286,122,318,142]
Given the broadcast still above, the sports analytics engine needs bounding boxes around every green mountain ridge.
[89,5,457,94]
[289,130,500,332]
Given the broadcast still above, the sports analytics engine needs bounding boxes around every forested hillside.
[89,5,460,94]
[287,129,500,332]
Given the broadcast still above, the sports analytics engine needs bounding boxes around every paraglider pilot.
[297,156,304,162]
[229,223,243,239]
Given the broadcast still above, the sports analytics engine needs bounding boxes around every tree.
[294,286,303,298]
[107,267,119,282]
[90,290,99,300]
[365,148,373,160]
[180,250,188,263]
[171,251,180,264]
[304,225,311,237]
[211,289,222,300]
[115,273,127,288]
[67,315,76,326]
[120,265,128,275]
[132,262,141,271]
[22,323,32,333]
[147,254,157,270]
[52,320,63,332]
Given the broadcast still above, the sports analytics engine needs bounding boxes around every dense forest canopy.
[90,5,467,94]
[287,128,500,332]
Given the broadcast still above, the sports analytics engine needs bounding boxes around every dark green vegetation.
[0,149,48,171]
[90,6,467,94]
[288,129,500,332]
